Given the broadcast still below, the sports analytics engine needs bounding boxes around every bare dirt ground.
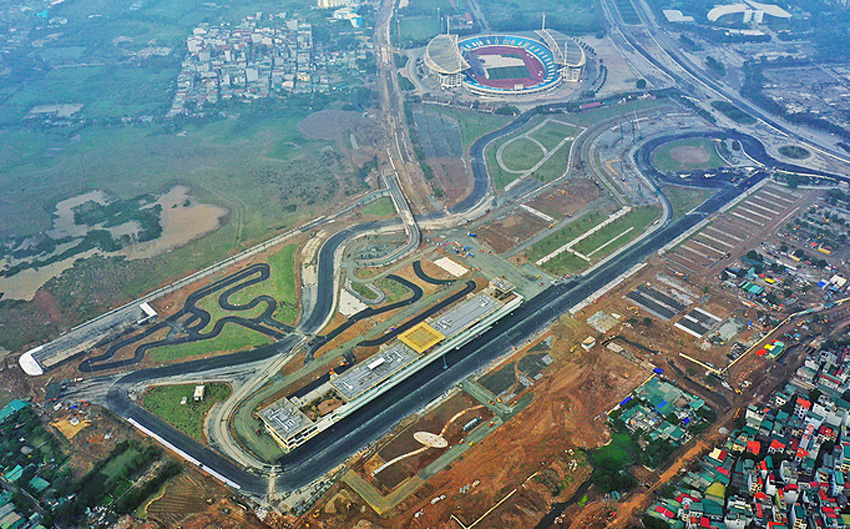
[299,316,647,529]
[428,157,473,208]
[527,179,603,220]
[478,210,549,254]
[359,392,491,492]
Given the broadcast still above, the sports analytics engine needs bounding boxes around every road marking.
[729,211,764,226]
[697,232,734,248]
[519,203,556,223]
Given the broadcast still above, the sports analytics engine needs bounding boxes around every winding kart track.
[85,114,838,497]
[80,263,294,373]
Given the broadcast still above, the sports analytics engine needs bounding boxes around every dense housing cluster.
[169,14,372,116]
[648,346,850,529]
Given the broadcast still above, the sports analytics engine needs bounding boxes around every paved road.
[85,106,842,499]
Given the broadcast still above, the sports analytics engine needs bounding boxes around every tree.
[636,78,647,89]
[643,317,653,326]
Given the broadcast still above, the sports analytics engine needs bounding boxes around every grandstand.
[424,32,580,97]
[259,280,523,452]
[534,28,586,82]
[423,34,470,89]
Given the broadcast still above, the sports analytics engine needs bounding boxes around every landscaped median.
[526,206,660,276]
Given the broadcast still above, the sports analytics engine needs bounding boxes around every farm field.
[142,383,232,442]
[0,0,320,124]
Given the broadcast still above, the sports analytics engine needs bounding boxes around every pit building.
[259,280,522,452]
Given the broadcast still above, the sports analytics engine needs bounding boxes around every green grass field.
[529,120,579,151]
[613,0,641,24]
[501,137,545,172]
[487,145,516,189]
[0,0,316,124]
[350,281,380,301]
[528,210,607,263]
[487,65,531,80]
[191,243,299,331]
[481,0,603,33]
[149,324,274,363]
[395,16,442,47]
[573,206,660,257]
[361,197,396,217]
[778,145,811,159]
[533,145,572,182]
[376,277,412,304]
[538,252,589,276]
[711,101,756,125]
[422,106,512,150]
[142,382,232,442]
[652,138,726,173]
[663,186,715,219]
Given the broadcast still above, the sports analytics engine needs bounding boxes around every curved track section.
[80,264,293,372]
[412,260,455,285]
[94,113,848,496]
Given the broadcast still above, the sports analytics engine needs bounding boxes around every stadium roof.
[399,323,445,353]
[424,34,470,75]
[707,1,790,22]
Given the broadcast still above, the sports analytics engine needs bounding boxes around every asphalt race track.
[80,263,293,372]
[92,118,842,496]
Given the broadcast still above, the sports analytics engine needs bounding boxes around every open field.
[148,324,275,364]
[501,138,544,172]
[652,137,726,172]
[486,116,580,188]
[481,0,604,33]
[573,206,660,257]
[142,383,232,442]
[422,106,513,150]
[229,244,299,323]
[361,197,396,217]
[663,185,716,219]
[395,16,442,47]
[0,104,371,352]
[527,179,602,220]
[361,392,490,492]
[478,210,550,254]
[527,210,607,263]
[613,0,641,24]
[0,0,320,124]
[779,145,811,159]
[711,101,757,125]
[534,146,573,182]
[528,120,579,151]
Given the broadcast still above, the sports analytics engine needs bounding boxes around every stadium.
[423,31,586,96]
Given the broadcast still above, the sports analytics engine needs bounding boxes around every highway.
[600,0,850,169]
